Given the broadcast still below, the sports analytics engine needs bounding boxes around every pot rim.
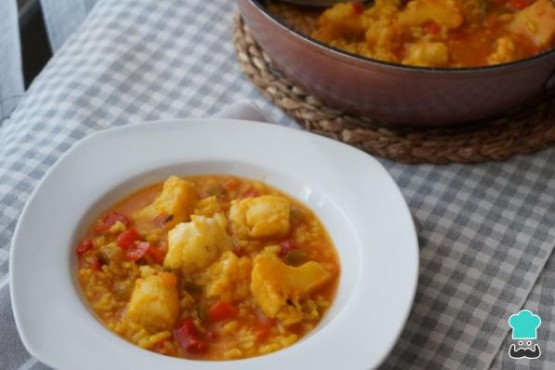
[246,0,555,74]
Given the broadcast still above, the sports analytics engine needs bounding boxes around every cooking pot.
[238,0,555,126]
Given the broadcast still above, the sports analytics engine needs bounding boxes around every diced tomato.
[207,300,238,322]
[242,189,259,198]
[279,240,296,257]
[95,212,131,233]
[449,29,465,40]
[125,241,150,261]
[153,340,167,353]
[104,212,131,227]
[233,247,246,258]
[76,238,94,255]
[254,322,273,342]
[232,240,245,257]
[90,257,101,271]
[507,0,528,9]
[148,245,166,264]
[174,319,208,354]
[254,312,275,342]
[117,227,141,249]
[222,178,239,191]
[206,330,219,341]
[352,2,364,15]
[423,21,440,35]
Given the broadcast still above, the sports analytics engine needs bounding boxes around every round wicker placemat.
[233,15,555,164]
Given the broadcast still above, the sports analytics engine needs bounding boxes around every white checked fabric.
[40,0,99,52]
[2,1,555,369]
[0,0,24,122]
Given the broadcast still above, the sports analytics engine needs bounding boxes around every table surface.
[2,1,555,369]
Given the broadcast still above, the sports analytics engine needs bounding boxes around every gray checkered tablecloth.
[2,1,555,369]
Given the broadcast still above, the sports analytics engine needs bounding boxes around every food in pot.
[77,175,339,360]
[267,0,555,67]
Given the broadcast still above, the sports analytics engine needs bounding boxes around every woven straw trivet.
[233,14,555,164]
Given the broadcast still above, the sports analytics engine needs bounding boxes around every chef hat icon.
[508,310,541,340]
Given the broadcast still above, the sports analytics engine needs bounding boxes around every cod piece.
[164,214,232,275]
[200,250,253,302]
[508,0,555,49]
[251,246,333,326]
[229,195,290,239]
[126,272,180,330]
[133,176,197,233]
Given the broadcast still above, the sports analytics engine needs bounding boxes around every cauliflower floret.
[197,251,252,302]
[164,215,232,275]
[250,246,333,326]
[229,196,290,239]
[133,176,197,232]
[508,0,555,48]
[126,272,179,330]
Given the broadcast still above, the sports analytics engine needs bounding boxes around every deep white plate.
[11,118,418,370]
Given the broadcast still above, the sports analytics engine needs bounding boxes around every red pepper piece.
[117,227,141,249]
[279,240,296,257]
[147,245,166,264]
[507,0,528,9]
[222,178,239,191]
[206,330,219,341]
[90,257,101,271]
[254,311,275,342]
[104,212,130,227]
[423,21,440,35]
[242,188,259,198]
[95,212,131,233]
[174,319,208,354]
[352,2,364,15]
[233,247,246,258]
[125,241,150,261]
[152,340,166,353]
[76,238,94,255]
[254,322,273,342]
[207,300,238,322]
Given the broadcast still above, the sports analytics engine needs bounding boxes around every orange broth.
[77,175,340,360]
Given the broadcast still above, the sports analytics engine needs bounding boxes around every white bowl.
[10,118,418,370]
